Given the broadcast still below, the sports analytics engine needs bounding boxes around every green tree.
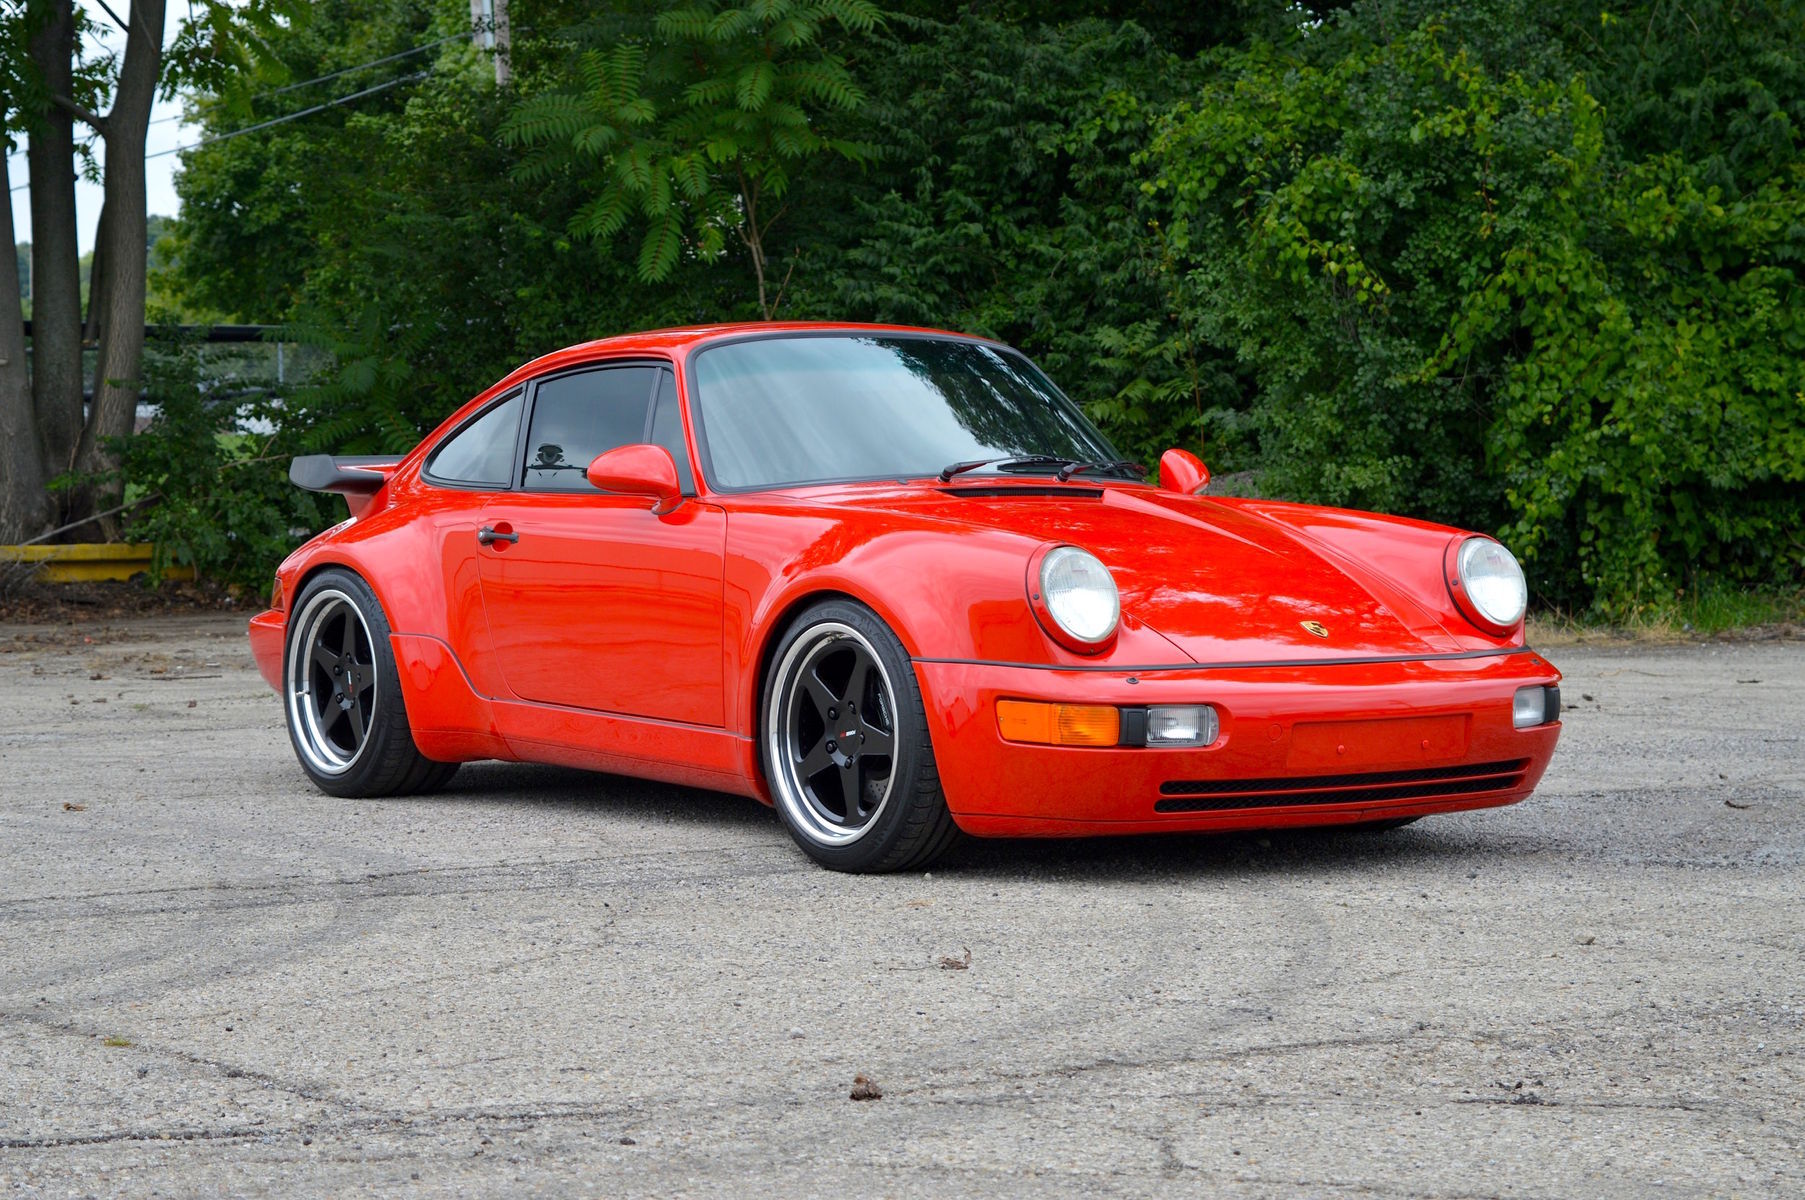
[0,0,295,542]
[792,12,1241,471]
[152,0,1805,616]
[1145,0,1805,614]
[502,0,881,317]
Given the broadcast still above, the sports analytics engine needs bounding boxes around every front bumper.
[913,650,1561,837]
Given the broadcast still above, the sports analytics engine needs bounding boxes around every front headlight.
[1035,545,1120,650]
[1452,536,1528,631]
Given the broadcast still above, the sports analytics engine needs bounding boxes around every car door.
[473,362,727,726]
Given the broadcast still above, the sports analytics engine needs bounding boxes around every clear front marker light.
[1514,685,1550,728]
[1146,705,1218,747]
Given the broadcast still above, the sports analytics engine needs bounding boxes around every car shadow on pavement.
[426,760,778,831]
[941,821,1519,882]
[417,761,1526,880]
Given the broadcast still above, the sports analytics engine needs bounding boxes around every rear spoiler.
[289,455,402,518]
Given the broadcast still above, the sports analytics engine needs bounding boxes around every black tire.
[760,599,961,872]
[282,568,458,798]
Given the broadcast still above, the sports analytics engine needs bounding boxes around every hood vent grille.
[937,486,1104,499]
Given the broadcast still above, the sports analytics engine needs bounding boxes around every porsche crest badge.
[1301,620,1330,639]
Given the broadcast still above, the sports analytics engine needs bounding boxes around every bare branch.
[768,259,796,319]
[758,202,788,244]
[52,94,109,134]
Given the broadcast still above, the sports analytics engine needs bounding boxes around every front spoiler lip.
[913,645,1536,673]
[952,786,1539,838]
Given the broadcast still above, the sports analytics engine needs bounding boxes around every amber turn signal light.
[996,700,1120,746]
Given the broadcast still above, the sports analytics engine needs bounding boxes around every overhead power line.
[9,68,432,191]
[147,31,466,126]
[8,22,509,193]
[146,70,432,158]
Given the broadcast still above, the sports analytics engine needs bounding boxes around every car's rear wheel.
[283,568,458,798]
[762,600,961,872]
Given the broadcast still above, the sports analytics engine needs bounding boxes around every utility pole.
[469,0,510,87]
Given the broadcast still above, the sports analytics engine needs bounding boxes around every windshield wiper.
[937,454,1071,482]
[1054,459,1145,482]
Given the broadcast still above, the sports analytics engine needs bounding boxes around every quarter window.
[523,366,658,490]
[648,368,695,495]
[425,391,523,487]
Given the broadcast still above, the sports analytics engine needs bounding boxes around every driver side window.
[522,365,658,491]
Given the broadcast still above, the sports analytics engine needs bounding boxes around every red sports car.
[249,323,1561,872]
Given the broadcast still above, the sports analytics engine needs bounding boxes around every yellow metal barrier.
[0,543,196,583]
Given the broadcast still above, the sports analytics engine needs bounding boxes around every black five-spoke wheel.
[282,569,458,798]
[763,600,961,872]
[292,591,377,771]
[782,623,898,838]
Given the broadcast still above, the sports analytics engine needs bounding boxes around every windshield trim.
[683,329,1124,495]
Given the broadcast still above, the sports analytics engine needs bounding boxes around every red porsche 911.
[249,323,1561,872]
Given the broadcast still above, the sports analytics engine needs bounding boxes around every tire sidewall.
[761,599,938,871]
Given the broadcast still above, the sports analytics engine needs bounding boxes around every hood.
[801,481,1466,664]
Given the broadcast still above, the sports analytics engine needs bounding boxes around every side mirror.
[587,444,683,514]
[1158,448,1210,494]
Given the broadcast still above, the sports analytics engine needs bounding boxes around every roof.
[496,321,994,391]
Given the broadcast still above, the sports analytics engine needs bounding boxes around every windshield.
[689,334,1124,490]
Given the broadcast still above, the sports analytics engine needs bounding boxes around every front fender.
[722,506,1185,739]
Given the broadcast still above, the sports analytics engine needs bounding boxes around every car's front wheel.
[761,600,961,872]
[283,568,458,798]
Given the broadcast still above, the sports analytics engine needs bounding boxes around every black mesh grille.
[940,486,1104,499]
[1153,759,1529,814]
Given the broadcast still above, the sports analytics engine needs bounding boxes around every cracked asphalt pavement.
[1,613,1800,1197]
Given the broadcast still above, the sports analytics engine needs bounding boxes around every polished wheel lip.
[766,621,899,848]
[285,587,377,777]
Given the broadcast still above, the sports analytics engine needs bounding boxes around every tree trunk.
[739,174,771,319]
[0,156,50,543]
[82,199,109,346]
[26,0,85,487]
[72,0,166,539]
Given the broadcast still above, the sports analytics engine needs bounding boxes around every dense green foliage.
[807,15,1246,474]
[124,338,334,587]
[501,0,880,312]
[1148,0,1805,614]
[149,0,1805,615]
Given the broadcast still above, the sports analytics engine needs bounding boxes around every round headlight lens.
[1039,546,1120,645]
[1457,537,1528,628]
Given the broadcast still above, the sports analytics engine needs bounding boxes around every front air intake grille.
[1154,759,1529,814]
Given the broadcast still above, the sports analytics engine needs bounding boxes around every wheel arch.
[290,558,375,609]
[741,583,939,792]
[748,587,867,743]
[284,549,415,641]
[749,586,961,871]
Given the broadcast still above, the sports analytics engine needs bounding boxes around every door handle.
[477,525,519,546]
